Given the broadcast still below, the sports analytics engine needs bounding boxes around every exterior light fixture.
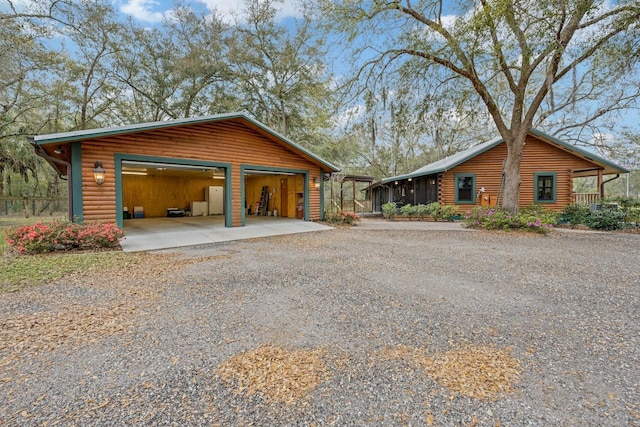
[53,145,65,155]
[93,161,106,185]
[313,176,321,189]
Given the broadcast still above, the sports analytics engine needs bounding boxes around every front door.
[427,177,437,203]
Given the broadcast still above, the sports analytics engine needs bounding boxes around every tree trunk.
[501,133,526,213]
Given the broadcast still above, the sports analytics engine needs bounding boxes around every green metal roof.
[382,128,629,184]
[33,112,340,172]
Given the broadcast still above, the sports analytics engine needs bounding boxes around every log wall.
[440,135,597,212]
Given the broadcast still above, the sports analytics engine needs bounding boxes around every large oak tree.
[319,0,640,211]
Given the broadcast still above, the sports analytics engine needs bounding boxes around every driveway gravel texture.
[1,222,639,426]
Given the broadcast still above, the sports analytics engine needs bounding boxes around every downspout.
[601,174,620,199]
[28,138,73,222]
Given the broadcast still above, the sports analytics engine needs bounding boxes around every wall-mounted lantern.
[93,161,106,185]
[313,176,321,190]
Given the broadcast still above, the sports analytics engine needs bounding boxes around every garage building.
[30,113,339,229]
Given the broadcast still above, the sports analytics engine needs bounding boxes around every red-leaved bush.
[4,220,125,254]
[325,211,360,225]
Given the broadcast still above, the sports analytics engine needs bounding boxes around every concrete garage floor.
[119,215,333,252]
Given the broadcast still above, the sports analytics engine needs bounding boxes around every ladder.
[257,186,269,215]
[495,159,506,208]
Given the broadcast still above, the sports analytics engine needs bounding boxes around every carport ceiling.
[122,160,224,179]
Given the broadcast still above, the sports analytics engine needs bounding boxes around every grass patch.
[0,251,135,293]
[1,216,131,292]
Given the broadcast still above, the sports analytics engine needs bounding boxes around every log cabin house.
[369,129,629,212]
[30,113,339,229]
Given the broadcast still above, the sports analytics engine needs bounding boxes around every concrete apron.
[119,216,333,252]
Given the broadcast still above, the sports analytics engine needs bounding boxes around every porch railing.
[573,193,600,205]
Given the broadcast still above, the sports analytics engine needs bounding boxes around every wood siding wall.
[79,119,323,225]
[440,135,597,212]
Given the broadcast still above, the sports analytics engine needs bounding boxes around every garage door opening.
[120,160,227,226]
[244,170,305,222]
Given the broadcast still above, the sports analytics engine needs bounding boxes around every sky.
[114,0,303,23]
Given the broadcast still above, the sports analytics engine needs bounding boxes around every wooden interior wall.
[245,175,304,218]
[78,118,325,225]
[440,135,597,212]
[122,175,215,218]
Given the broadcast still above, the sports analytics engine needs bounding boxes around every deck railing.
[573,193,600,205]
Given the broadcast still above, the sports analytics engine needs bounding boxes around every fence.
[335,199,373,214]
[0,196,68,217]
[573,193,600,205]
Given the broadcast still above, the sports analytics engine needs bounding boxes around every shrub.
[426,202,440,219]
[400,204,417,218]
[583,209,626,231]
[463,205,557,233]
[624,207,640,226]
[439,205,458,221]
[603,197,640,226]
[414,204,430,219]
[325,211,360,226]
[562,200,636,230]
[515,204,559,232]
[562,203,591,226]
[4,220,124,254]
[382,202,397,219]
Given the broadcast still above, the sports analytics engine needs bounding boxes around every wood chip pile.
[377,344,521,401]
[0,304,135,356]
[420,345,521,400]
[215,345,329,405]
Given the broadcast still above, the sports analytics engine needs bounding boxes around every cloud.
[334,104,366,129]
[119,0,166,23]
[196,0,302,22]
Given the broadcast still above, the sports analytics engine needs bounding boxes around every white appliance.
[205,186,224,215]
[190,201,208,216]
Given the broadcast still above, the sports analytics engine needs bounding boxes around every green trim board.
[71,141,83,222]
[304,172,310,221]
[32,112,339,173]
[454,173,476,204]
[240,165,310,226]
[114,153,232,229]
[319,171,325,221]
[534,172,557,203]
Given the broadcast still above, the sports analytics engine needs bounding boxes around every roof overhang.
[32,112,340,173]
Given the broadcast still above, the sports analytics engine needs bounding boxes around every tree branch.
[479,0,517,93]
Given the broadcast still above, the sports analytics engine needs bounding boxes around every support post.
[597,169,604,200]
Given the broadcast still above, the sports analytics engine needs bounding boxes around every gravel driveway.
[1,221,639,425]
